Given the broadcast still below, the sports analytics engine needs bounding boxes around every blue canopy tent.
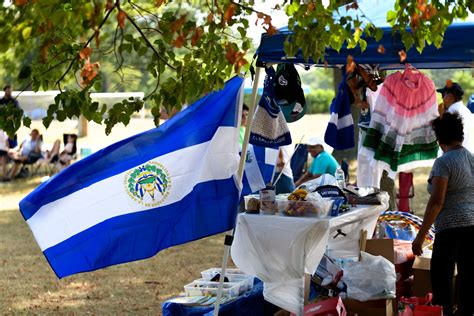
[256,22,474,69]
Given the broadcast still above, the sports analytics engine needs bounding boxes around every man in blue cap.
[437,81,474,153]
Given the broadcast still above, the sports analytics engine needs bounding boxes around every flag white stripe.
[265,148,279,165]
[328,113,353,129]
[244,145,266,193]
[27,127,239,251]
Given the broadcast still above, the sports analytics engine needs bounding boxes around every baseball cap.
[436,81,464,98]
[307,137,324,147]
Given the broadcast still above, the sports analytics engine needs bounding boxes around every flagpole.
[213,66,263,315]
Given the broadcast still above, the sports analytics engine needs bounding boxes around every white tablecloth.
[230,195,389,315]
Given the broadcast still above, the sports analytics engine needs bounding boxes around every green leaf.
[401,32,415,50]
[387,10,397,25]
[22,116,31,128]
[359,39,367,51]
[93,81,102,92]
[375,28,384,42]
[237,26,246,38]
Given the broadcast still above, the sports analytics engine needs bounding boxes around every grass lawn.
[0,117,433,314]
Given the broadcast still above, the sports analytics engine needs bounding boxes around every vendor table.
[230,194,389,315]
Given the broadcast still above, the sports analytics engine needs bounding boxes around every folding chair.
[397,172,415,213]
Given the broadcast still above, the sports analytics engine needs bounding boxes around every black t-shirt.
[0,97,20,108]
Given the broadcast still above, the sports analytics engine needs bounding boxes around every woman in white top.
[0,129,9,178]
[437,81,474,153]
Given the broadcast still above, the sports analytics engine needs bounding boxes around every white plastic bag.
[299,174,337,191]
[306,192,332,218]
[342,251,396,301]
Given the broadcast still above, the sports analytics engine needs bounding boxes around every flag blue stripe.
[20,77,243,221]
[42,177,239,278]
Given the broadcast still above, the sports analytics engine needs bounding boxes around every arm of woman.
[412,176,448,255]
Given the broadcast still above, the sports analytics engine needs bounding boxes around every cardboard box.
[365,239,395,263]
[343,298,394,316]
[412,256,431,297]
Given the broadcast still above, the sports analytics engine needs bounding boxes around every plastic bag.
[315,254,343,287]
[306,192,332,218]
[299,174,337,192]
[342,251,396,301]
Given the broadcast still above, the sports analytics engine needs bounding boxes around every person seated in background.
[239,103,249,147]
[294,137,338,187]
[0,85,20,108]
[7,129,42,179]
[43,134,77,170]
[0,129,9,179]
[56,134,77,168]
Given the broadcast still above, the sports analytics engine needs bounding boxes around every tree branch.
[124,11,176,70]
[128,1,161,22]
[55,3,117,88]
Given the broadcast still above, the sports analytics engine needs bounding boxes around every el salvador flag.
[19,76,244,278]
[324,74,354,150]
[241,145,278,196]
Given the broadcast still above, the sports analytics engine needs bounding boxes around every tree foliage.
[0,0,473,136]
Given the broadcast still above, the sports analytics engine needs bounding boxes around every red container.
[413,305,443,316]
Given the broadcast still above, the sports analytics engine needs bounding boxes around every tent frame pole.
[213,66,263,316]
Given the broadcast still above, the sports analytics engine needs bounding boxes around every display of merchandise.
[273,63,307,123]
[325,71,354,150]
[357,84,384,188]
[250,66,292,147]
[360,64,439,181]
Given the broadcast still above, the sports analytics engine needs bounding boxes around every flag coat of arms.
[241,144,278,196]
[19,76,244,278]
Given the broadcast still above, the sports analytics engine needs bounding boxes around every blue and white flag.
[241,144,278,196]
[19,76,244,278]
[324,75,354,150]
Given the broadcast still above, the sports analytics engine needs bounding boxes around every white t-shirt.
[0,130,8,151]
[447,101,474,153]
[277,144,294,179]
[64,142,74,153]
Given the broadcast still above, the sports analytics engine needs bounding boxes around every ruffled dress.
[359,67,439,182]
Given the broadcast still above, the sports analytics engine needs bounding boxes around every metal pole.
[213,67,262,315]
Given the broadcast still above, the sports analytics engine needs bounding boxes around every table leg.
[304,273,311,305]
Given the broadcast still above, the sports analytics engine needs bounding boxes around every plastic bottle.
[335,166,345,189]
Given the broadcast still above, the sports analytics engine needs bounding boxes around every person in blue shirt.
[294,137,339,187]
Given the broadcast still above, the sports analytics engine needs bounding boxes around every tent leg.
[213,67,263,316]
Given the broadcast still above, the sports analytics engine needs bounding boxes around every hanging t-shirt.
[309,150,338,176]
